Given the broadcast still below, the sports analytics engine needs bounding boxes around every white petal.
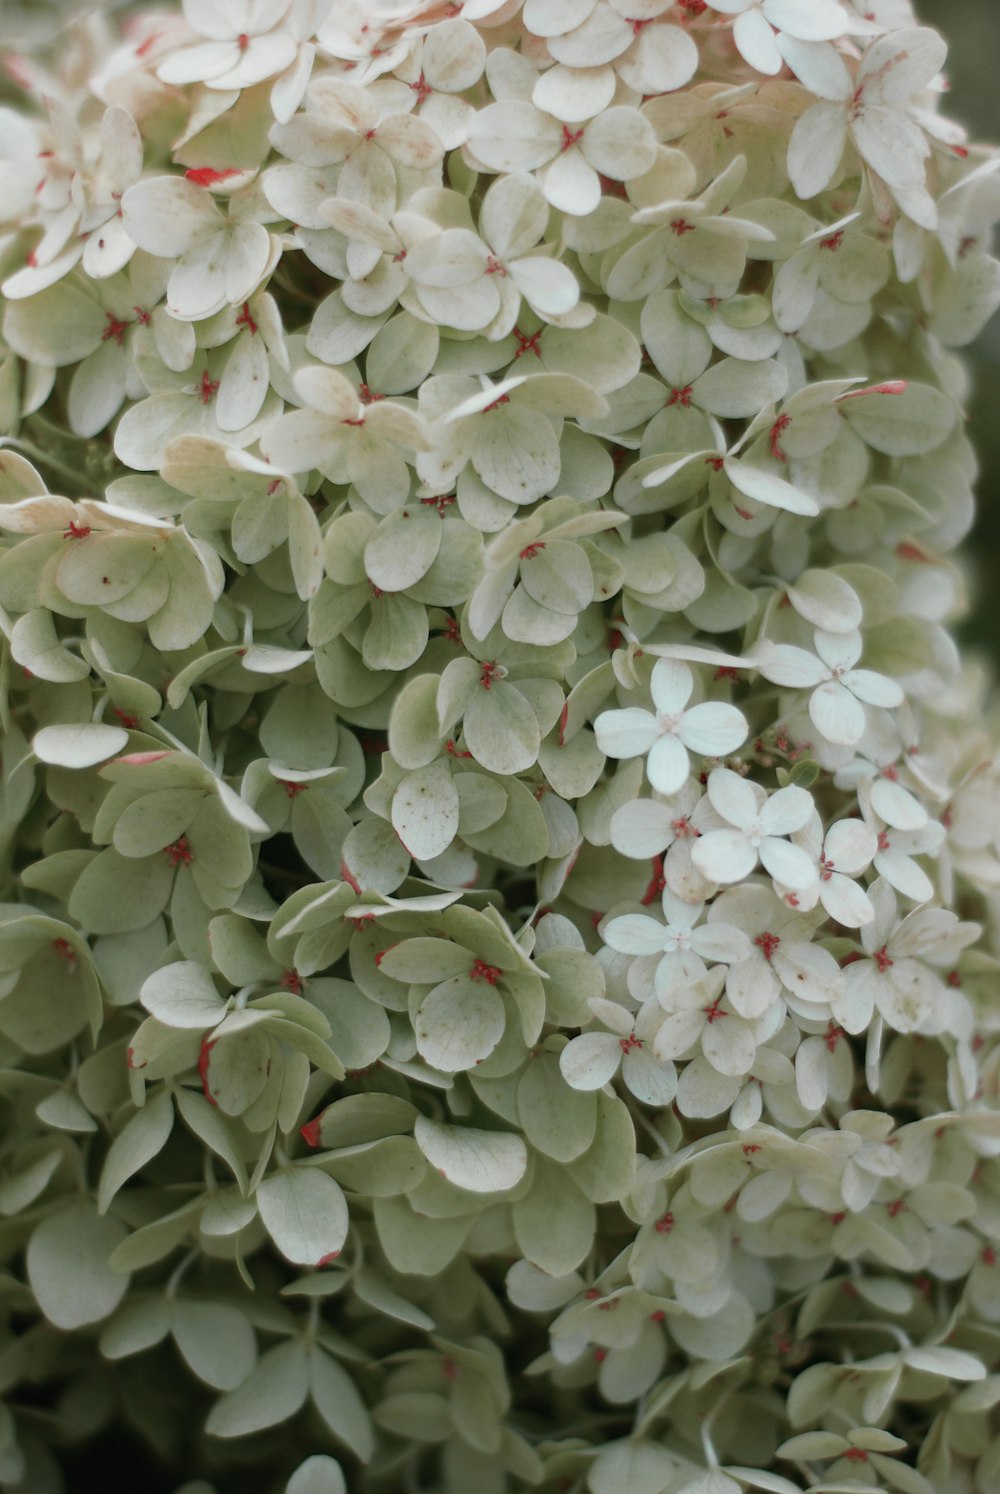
[843,668,904,709]
[653,1009,705,1062]
[690,923,753,965]
[679,702,748,757]
[765,0,847,41]
[852,105,930,190]
[757,643,827,689]
[467,101,560,172]
[604,914,668,957]
[559,1032,623,1090]
[702,1013,756,1077]
[594,706,659,759]
[875,849,934,904]
[760,784,813,837]
[691,829,758,885]
[533,63,616,123]
[509,256,580,317]
[856,27,947,106]
[706,767,758,831]
[646,733,690,796]
[787,102,849,200]
[540,148,601,217]
[809,679,867,747]
[121,177,221,258]
[622,1046,677,1107]
[650,658,693,716]
[617,24,699,96]
[758,837,818,891]
[610,800,673,859]
[734,8,782,74]
[724,458,819,516]
[820,873,875,929]
[870,776,927,831]
[813,627,862,672]
[825,818,878,875]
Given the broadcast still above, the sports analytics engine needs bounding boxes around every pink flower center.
[470,959,501,985]
[874,945,894,974]
[164,836,192,866]
[754,931,780,962]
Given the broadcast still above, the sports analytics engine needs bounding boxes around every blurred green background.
[921,0,1000,664]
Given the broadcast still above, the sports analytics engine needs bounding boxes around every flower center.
[470,959,501,985]
[874,945,894,974]
[754,931,780,962]
[560,124,584,153]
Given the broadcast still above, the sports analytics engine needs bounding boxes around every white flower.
[466,100,658,217]
[691,767,817,891]
[374,17,487,149]
[260,363,430,506]
[787,812,878,927]
[120,176,274,322]
[710,884,844,1017]
[271,77,444,216]
[416,371,606,504]
[832,878,945,1034]
[710,0,848,77]
[595,660,749,797]
[559,996,677,1105]
[653,966,762,1078]
[603,886,751,1004]
[858,780,943,903]
[535,1,700,97]
[787,27,947,225]
[756,628,904,748]
[157,0,299,90]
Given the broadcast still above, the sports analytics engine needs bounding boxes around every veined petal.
[765,0,847,41]
[820,872,875,929]
[559,1032,623,1090]
[650,657,693,716]
[646,732,690,796]
[733,8,782,75]
[759,836,818,891]
[594,706,659,759]
[690,923,753,965]
[603,913,669,956]
[875,848,934,904]
[787,102,849,200]
[809,679,867,747]
[760,784,813,837]
[622,1046,677,1106]
[610,799,674,858]
[856,26,947,106]
[825,818,878,875]
[706,766,759,830]
[653,1008,705,1062]
[678,701,748,757]
[691,828,758,885]
[851,105,931,190]
[121,176,221,258]
[757,643,827,689]
[701,1012,756,1077]
[466,101,561,172]
[844,668,905,709]
[540,147,601,217]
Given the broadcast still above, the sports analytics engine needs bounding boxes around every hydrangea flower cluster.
[1,1,999,1490]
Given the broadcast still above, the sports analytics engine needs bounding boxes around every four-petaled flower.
[595,659,749,797]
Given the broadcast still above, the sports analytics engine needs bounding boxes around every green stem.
[1,437,91,495]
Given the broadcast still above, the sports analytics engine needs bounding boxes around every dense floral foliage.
[1,1,1000,1490]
